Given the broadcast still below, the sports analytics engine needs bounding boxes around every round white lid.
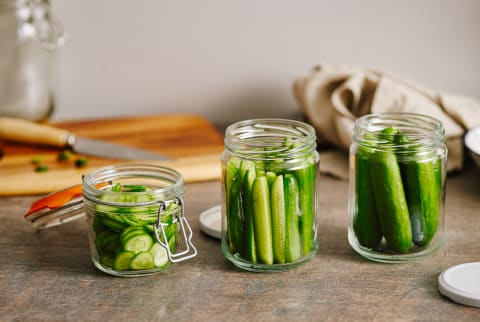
[199,205,222,239]
[438,262,480,308]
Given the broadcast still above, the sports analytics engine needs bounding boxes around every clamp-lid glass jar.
[221,119,320,272]
[25,164,197,277]
[348,113,447,263]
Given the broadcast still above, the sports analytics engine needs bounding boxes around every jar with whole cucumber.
[83,164,197,276]
[222,119,320,272]
[348,113,447,262]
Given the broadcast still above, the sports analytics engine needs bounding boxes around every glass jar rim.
[224,118,317,160]
[353,113,445,150]
[82,164,185,205]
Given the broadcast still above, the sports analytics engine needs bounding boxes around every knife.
[0,117,170,160]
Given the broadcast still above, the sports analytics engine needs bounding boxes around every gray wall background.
[51,0,480,125]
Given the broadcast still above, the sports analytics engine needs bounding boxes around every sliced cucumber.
[150,243,169,267]
[130,252,155,270]
[284,174,301,263]
[243,168,257,264]
[270,175,286,264]
[120,228,147,246]
[113,251,135,270]
[123,234,153,253]
[99,217,128,231]
[99,255,115,268]
[252,176,273,265]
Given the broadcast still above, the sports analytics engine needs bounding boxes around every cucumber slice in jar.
[123,234,153,253]
[113,251,136,270]
[150,243,169,267]
[130,252,155,270]
[120,228,148,246]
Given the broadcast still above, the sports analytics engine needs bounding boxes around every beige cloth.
[294,63,480,179]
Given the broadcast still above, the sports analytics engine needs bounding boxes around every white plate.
[438,262,480,308]
[199,205,222,239]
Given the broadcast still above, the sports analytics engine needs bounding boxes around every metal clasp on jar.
[153,197,197,262]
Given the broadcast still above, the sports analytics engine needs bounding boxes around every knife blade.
[0,117,170,160]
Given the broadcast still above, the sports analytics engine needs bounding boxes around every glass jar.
[82,164,197,276]
[221,119,320,272]
[348,113,447,263]
[0,0,65,121]
[25,164,197,277]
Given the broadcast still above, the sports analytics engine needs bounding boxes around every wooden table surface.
[1,160,479,321]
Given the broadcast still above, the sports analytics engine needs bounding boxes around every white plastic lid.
[199,205,221,239]
[438,262,480,308]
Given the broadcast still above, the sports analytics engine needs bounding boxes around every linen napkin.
[294,63,480,179]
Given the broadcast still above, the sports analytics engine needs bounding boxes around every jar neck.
[82,164,185,205]
[224,119,317,161]
[353,113,445,151]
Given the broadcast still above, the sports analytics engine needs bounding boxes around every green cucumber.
[92,183,180,272]
[395,133,440,247]
[252,176,273,265]
[150,243,169,268]
[225,158,244,255]
[123,233,153,253]
[353,135,382,249]
[95,231,119,255]
[120,228,147,246]
[284,174,301,263]
[130,252,155,270]
[370,128,412,253]
[99,216,128,231]
[294,161,316,256]
[113,251,136,270]
[270,175,286,264]
[266,171,277,187]
[243,168,257,264]
[168,234,176,252]
[99,255,115,268]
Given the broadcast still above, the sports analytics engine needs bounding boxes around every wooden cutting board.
[0,114,224,196]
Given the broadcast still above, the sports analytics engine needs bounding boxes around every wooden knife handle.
[0,117,70,148]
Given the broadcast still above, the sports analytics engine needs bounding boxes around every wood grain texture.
[0,114,224,195]
[1,161,479,321]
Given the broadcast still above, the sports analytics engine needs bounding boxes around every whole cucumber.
[353,137,382,249]
[370,128,412,253]
[395,133,440,247]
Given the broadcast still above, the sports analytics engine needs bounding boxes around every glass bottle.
[348,113,447,263]
[221,119,320,272]
[0,0,65,121]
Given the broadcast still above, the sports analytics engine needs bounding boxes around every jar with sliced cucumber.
[83,164,197,276]
[221,119,319,272]
[348,113,447,263]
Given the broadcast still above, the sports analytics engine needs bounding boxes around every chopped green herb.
[35,165,49,172]
[57,150,72,161]
[31,156,43,165]
[111,183,122,192]
[121,185,148,192]
[74,157,88,168]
